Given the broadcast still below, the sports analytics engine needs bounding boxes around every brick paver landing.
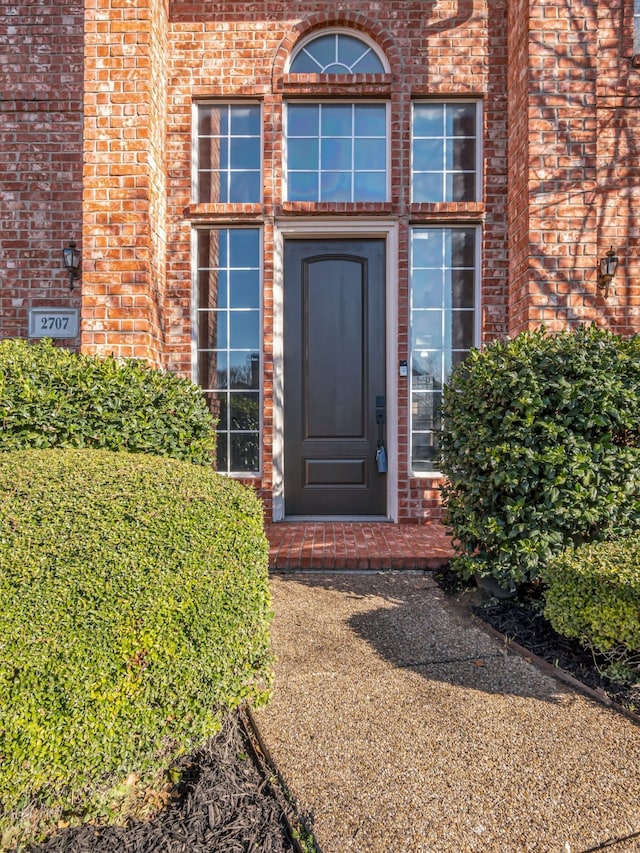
[265,521,454,571]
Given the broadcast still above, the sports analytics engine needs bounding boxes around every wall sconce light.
[62,242,81,290]
[597,247,618,293]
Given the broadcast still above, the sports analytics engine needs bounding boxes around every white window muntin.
[192,226,263,476]
[411,100,482,204]
[192,101,262,204]
[286,28,389,74]
[284,100,390,203]
[409,225,481,475]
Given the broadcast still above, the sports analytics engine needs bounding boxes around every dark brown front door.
[284,239,386,516]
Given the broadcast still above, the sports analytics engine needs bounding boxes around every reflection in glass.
[197,104,260,203]
[412,102,477,203]
[231,392,260,430]
[231,434,259,472]
[290,33,385,74]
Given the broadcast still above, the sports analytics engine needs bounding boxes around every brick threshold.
[265,521,454,571]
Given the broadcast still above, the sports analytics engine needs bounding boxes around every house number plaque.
[29,308,80,339]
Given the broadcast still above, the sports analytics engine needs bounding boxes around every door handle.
[375,395,387,473]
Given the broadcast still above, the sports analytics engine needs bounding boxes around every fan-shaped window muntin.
[290,33,385,75]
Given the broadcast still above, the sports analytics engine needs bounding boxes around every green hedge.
[0,339,215,464]
[440,326,640,588]
[542,538,640,678]
[0,449,272,850]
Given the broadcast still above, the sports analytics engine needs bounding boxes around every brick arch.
[271,11,403,80]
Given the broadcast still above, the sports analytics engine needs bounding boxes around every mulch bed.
[23,710,307,853]
[434,568,640,717]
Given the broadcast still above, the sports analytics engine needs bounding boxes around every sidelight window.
[410,226,478,473]
[195,228,261,474]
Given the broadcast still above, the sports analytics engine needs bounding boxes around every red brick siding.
[0,0,83,344]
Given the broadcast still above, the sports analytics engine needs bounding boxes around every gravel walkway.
[253,572,640,853]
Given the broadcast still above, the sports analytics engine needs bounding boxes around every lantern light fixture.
[62,242,81,290]
[597,247,618,292]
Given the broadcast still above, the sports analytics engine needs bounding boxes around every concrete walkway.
[253,572,640,853]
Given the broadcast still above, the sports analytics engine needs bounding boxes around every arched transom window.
[289,32,386,74]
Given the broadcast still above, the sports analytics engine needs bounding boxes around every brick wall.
[0,0,83,344]
[82,0,169,364]
[507,0,640,335]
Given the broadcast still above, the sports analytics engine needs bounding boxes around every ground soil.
[434,568,640,718]
[23,710,309,853]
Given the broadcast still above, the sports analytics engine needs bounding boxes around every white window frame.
[286,28,390,75]
[191,101,263,205]
[191,225,264,478]
[411,100,483,205]
[283,100,391,203]
[409,224,482,478]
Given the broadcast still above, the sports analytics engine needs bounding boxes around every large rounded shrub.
[0,338,215,464]
[440,326,640,587]
[0,449,272,849]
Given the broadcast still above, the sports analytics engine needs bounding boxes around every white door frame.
[272,218,399,522]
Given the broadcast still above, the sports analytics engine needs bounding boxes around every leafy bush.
[440,326,640,588]
[0,449,272,849]
[0,339,215,464]
[542,538,640,681]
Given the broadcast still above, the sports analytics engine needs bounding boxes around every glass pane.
[413,139,444,171]
[198,269,228,310]
[412,351,443,388]
[229,230,259,267]
[413,104,444,137]
[353,172,386,201]
[303,34,336,69]
[448,229,476,267]
[230,392,260,430]
[412,172,443,203]
[230,137,260,169]
[322,104,352,136]
[206,391,227,431]
[198,229,227,268]
[446,350,470,379]
[354,138,386,169]
[289,51,319,73]
[449,137,475,170]
[230,433,259,472]
[412,432,439,471]
[447,171,475,203]
[351,50,385,73]
[216,433,228,473]
[199,171,229,204]
[198,351,227,390]
[451,269,475,309]
[229,170,260,203]
[322,137,352,170]
[412,310,442,349]
[198,105,228,136]
[288,171,319,201]
[288,104,319,136]
[230,351,260,389]
[288,138,319,170]
[354,104,386,136]
[198,136,227,171]
[230,311,260,349]
[199,310,227,350]
[230,105,260,136]
[339,35,371,68]
[412,392,442,431]
[447,103,476,136]
[320,171,352,201]
[445,310,475,350]
[412,270,444,308]
[229,270,259,309]
[413,231,443,267]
